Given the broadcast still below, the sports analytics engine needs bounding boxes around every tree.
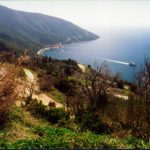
[0,63,17,127]
[134,58,150,121]
[127,58,150,139]
[81,62,115,112]
[25,78,37,105]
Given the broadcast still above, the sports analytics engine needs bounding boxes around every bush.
[47,108,70,124]
[16,67,26,78]
[75,111,110,134]
[0,63,17,128]
[25,99,69,125]
[117,80,124,89]
[127,95,150,140]
[39,75,54,91]
[55,78,78,96]
[25,99,47,118]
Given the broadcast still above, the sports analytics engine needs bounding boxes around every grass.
[48,87,66,105]
[0,107,150,149]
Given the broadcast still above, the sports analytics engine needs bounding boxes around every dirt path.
[109,87,129,100]
[78,64,86,73]
[23,68,63,108]
[114,93,128,100]
[33,94,63,107]
[24,68,34,82]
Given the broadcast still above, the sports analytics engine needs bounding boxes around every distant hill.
[0,5,99,54]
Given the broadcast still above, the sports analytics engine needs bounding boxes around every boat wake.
[101,58,129,65]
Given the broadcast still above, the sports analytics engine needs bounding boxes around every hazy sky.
[1,0,150,32]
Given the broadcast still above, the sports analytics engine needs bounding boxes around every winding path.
[78,64,86,73]
[23,68,63,108]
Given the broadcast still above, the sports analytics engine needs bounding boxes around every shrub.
[0,63,17,128]
[25,99,47,118]
[75,111,110,134]
[25,99,69,125]
[16,67,26,78]
[0,51,16,63]
[55,78,78,96]
[127,95,150,140]
[47,108,70,124]
[55,78,70,93]
[39,75,54,91]
[117,80,124,89]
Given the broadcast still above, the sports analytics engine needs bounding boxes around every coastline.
[37,38,99,56]
[37,36,99,56]
[37,45,86,73]
[37,43,64,55]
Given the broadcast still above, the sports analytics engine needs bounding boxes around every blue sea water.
[43,28,150,82]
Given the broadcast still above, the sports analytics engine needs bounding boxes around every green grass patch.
[0,107,149,149]
[1,125,150,149]
[48,87,66,105]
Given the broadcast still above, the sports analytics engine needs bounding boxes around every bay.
[43,28,150,82]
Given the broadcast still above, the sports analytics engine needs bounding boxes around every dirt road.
[23,68,63,108]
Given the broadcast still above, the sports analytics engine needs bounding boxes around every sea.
[43,27,150,82]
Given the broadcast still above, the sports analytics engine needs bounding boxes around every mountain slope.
[0,5,99,54]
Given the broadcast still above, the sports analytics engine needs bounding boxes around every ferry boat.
[129,62,136,67]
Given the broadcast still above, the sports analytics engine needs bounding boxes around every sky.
[0,0,150,32]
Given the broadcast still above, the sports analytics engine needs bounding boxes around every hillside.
[0,53,150,148]
[1,107,149,149]
[0,5,99,54]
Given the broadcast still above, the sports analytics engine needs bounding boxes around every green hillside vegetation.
[0,5,99,55]
[0,107,149,149]
[0,52,150,148]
